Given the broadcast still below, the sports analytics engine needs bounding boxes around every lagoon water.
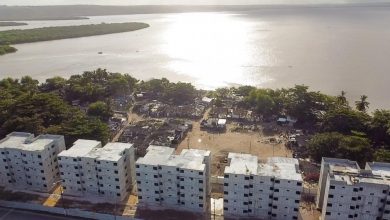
[1,5,390,109]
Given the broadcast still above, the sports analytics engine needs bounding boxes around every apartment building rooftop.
[86,143,134,161]
[0,132,33,148]
[323,158,390,186]
[0,132,63,152]
[225,153,258,175]
[58,139,101,157]
[366,162,390,177]
[225,153,302,181]
[137,145,210,171]
[266,157,302,181]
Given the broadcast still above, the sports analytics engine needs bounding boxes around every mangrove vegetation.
[0,22,149,55]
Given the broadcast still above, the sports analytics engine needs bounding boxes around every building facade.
[58,140,135,201]
[223,153,302,220]
[0,132,65,192]
[317,157,390,220]
[135,145,211,214]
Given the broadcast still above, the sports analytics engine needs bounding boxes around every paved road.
[0,207,83,220]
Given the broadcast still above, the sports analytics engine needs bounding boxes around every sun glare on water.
[162,13,272,89]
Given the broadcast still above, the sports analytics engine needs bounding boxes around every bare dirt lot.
[176,117,292,176]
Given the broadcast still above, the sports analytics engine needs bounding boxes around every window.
[327,203,332,207]
[114,163,117,166]
[224,174,229,178]
[199,172,203,175]
[224,191,228,195]
[224,183,228,186]
[136,173,140,176]
[330,185,335,189]
[199,204,203,208]
[328,194,334,198]
[199,180,203,184]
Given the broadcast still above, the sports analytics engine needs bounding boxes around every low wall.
[0,200,137,220]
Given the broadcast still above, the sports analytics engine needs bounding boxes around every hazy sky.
[1,0,389,6]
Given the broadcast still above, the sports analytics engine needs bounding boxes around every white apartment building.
[58,140,135,201]
[0,132,65,192]
[135,145,211,214]
[317,157,390,220]
[223,153,302,220]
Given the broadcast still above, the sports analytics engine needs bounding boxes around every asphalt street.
[0,207,84,220]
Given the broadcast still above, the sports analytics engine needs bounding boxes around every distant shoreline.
[1,3,390,21]
[0,21,28,26]
[0,22,149,55]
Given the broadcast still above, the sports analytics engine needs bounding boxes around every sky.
[1,0,389,6]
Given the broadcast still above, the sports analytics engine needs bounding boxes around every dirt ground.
[176,117,292,176]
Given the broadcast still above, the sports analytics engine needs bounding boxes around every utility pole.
[249,139,252,154]
[213,198,216,220]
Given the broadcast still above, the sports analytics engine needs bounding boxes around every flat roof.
[86,143,133,161]
[366,162,390,177]
[58,139,101,157]
[225,153,258,175]
[224,153,302,181]
[324,158,390,186]
[137,145,210,171]
[0,132,63,152]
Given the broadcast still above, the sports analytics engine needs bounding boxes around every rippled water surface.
[1,6,390,109]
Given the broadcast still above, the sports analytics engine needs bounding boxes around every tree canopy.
[308,132,372,165]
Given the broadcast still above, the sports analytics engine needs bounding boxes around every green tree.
[336,90,348,107]
[233,86,256,96]
[322,108,369,134]
[46,113,110,146]
[355,95,370,112]
[87,101,113,121]
[247,89,275,117]
[165,82,196,105]
[308,132,372,165]
[20,76,39,94]
[373,149,390,163]
[283,85,336,127]
[368,110,390,147]
[41,76,67,92]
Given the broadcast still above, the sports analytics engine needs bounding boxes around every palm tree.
[336,90,348,106]
[355,95,369,112]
